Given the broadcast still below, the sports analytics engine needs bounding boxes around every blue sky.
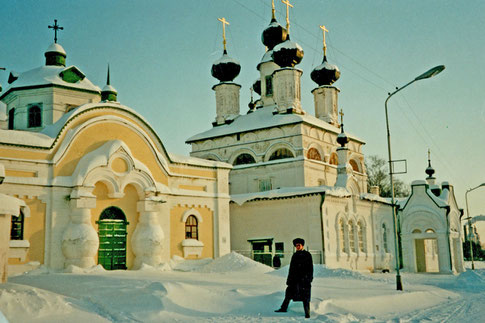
[1,0,485,237]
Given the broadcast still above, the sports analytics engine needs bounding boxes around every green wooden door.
[97,219,128,270]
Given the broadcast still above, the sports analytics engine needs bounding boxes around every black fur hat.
[293,238,305,246]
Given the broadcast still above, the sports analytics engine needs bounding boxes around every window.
[269,148,294,161]
[28,104,42,128]
[185,215,198,239]
[233,153,256,166]
[10,211,24,240]
[258,178,272,192]
[339,218,347,253]
[382,223,389,253]
[265,75,273,96]
[349,159,360,172]
[307,148,322,161]
[8,108,15,130]
[349,220,357,252]
[358,221,366,252]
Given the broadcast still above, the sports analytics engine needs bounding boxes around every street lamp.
[465,182,485,270]
[385,65,445,291]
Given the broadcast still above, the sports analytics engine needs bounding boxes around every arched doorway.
[96,206,129,270]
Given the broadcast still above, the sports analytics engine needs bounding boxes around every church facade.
[187,4,464,274]
[0,41,232,273]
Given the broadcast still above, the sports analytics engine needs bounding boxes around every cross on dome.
[281,0,293,33]
[218,17,230,52]
[319,25,329,56]
[339,108,344,125]
[48,19,64,43]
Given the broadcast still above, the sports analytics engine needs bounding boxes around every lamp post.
[385,65,445,291]
[465,183,485,270]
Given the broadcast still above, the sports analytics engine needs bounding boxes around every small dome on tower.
[211,50,241,82]
[337,130,349,147]
[425,163,435,178]
[262,19,288,50]
[252,79,261,96]
[45,43,66,67]
[271,38,304,68]
[101,65,117,102]
[311,55,340,86]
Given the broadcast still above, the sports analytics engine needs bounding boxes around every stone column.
[61,196,98,268]
[131,199,165,269]
[213,82,241,126]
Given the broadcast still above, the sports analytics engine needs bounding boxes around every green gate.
[96,207,129,270]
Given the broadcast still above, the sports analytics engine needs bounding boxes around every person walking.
[275,238,313,318]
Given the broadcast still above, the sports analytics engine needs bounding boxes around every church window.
[10,211,24,240]
[185,215,198,239]
[28,104,42,128]
[233,153,256,166]
[329,152,338,165]
[358,221,366,252]
[349,220,357,252]
[258,178,272,192]
[307,148,322,161]
[8,108,15,129]
[265,75,273,96]
[349,159,360,172]
[269,148,294,161]
[339,218,347,253]
[382,223,389,253]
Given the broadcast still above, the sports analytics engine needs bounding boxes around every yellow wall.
[170,167,217,179]
[170,205,214,259]
[54,121,168,185]
[8,196,46,265]
[91,182,140,269]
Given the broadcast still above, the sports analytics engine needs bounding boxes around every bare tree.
[365,155,409,198]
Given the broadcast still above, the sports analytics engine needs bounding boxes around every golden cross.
[428,148,431,161]
[339,109,344,124]
[319,25,329,56]
[218,17,230,51]
[271,0,276,20]
[281,0,293,33]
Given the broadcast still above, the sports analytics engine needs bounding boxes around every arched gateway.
[96,206,129,270]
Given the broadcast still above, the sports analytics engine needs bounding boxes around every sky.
[1,0,484,237]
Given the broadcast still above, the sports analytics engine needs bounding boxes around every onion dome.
[271,38,304,68]
[45,43,66,67]
[211,50,241,82]
[311,55,340,86]
[337,129,349,147]
[425,152,435,179]
[252,79,261,96]
[262,19,288,50]
[101,65,117,102]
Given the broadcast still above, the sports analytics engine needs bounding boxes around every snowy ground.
[1,254,484,323]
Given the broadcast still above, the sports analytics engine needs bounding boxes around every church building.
[187,2,464,274]
[0,22,232,274]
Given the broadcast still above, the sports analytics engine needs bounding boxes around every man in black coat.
[275,238,313,318]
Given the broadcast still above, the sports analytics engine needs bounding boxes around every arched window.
[233,153,256,166]
[10,211,24,240]
[382,223,389,253]
[329,152,338,165]
[339,218,347,253]
[307,148,322,161]
[269,148,294,161]
[358,221,366,252]
[185,215,198,239]
[349,159,360,172]
[28,104,42,128]
[99,206,126,221]
[8,108,15,130]
[349,220,357,252]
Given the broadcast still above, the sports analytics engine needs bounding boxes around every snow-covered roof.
[0,65,101,99]
[231,185,351,205]
[45,43,66,55]
[360,192,392,205]
[187,105,364,143]
[168,152,232,169]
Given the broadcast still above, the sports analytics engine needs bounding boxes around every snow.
[186,104,365,144]
[181,239,204,247]
[213,54,240,65]
[1,256,485,322]
[314,60,339,72]
[45,43,66,55]
[273,39,303,52]
[231,186,350,206]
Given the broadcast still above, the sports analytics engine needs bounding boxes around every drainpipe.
[445,206,452,272]
[319,192,326,264]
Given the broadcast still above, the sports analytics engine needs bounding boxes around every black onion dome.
[271,38,304,68]
[311,55,341,86]
[252,79,261,95]
[211,50,241,82]
[425,163,435,178]
[262,19,288,50]
[337,125,349,147]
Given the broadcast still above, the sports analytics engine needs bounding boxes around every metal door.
[97,219,128,270]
